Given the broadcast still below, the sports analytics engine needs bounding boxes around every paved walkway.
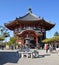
[0,50,59,65]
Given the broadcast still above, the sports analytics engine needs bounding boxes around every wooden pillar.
[21,38,24,46]
[36,36,38,47]
[16,36,19,43]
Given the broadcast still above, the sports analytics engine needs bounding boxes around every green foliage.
[7,41,12,46]
[10,37,16,43]
[0,25,10,46]
[53,36,59,41]
[0,25,10,40]
[0,37,5,41]
[42,36,59,43]
[42,38,50,43]
[3,32,10,37]
[7,37,16,46]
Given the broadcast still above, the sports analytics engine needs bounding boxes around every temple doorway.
[30,40,36,48]
[24,35,36,49]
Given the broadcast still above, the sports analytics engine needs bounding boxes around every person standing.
[49,44,53,53]
[44,44,49,53]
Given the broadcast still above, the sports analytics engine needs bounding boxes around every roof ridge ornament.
[28,8,32,13]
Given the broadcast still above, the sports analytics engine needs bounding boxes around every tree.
[0,25,10,49]
[0,37,5,41]
[7,37,16,49]
[0,26,10,38]
[54,31,59,36]
[42,36,59,44]
[10,37,16,44]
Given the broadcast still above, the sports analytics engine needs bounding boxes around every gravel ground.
[0,50,59,65]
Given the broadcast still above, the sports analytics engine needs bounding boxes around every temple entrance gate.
[17,30,41,48]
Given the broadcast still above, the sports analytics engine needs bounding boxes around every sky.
[0,0,59,39]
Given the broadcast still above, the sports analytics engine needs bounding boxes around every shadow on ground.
[44,54,51,56]
[0,52,20,65]
[33,54,51,58]
[32,54,45,58]
[39,55,45,58]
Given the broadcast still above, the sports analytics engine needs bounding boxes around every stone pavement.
[0,50,59,65]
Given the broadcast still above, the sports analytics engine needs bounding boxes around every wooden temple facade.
[5,8,55,48]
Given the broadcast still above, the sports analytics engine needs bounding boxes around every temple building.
[5,8,55,48]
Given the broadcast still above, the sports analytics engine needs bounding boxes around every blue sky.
[0,0,59,38]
